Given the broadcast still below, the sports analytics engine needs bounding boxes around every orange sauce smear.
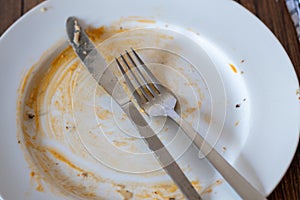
[17,18,205,199]
[229,63,238,73]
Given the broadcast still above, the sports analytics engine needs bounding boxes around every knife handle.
[124,102,202,200]
[168,109,267,200]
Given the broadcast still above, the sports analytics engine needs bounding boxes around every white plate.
[0,0,299,199]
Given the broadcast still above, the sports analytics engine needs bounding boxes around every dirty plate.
[0,0,299,199]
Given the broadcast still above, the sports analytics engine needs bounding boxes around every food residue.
[134,181,201,199]
[82,172,88,177]
[17,18,210,199]
[235,121,239,126]
[203,113,211,124]
[29,170,45,193]
[40,7,47,12]
[235,104,241,108]
[191,180,202,192]
[30,171,35,177]
[186,107,197,114]
[48,148,84,172]
[16,25,110,197]
[201,179,222,195]
[116,185,133,200]
[73,20,81,46]
[36,184,44,192]
[229,63,238,73]
[113,140,128,147]
[240,59,245,63]
[202,188,212,194]
[96,108,112,120]
[136,19,156,24]
[85,26,105,42]
[26,112,35,119]
[197,101,202,109]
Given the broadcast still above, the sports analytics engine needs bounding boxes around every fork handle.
[167,109,267,200]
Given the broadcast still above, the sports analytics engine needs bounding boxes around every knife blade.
[66,17,201,200]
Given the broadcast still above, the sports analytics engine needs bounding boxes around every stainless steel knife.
[66,17,201,200]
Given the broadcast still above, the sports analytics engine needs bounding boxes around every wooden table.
[0,0,299,199]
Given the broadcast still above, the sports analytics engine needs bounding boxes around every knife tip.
[66,16,80,45]
[66,16,76,23]
[66,16,77,29]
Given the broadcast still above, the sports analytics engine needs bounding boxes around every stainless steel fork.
[116,49,267,200]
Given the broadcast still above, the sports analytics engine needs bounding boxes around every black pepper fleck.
[235,104,241,108]
[82,172,88,177]
[27,112,35,119]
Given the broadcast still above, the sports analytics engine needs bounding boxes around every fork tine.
[121,55,152,101]
[125,50,158,96]
[130,48,161,94]
[115,58,147,103]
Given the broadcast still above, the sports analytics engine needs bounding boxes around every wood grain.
[0,0,22,35]
[235,1,300,198]
[239,0,300,80]
[0,0,299,199]
[23,0,44,13]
